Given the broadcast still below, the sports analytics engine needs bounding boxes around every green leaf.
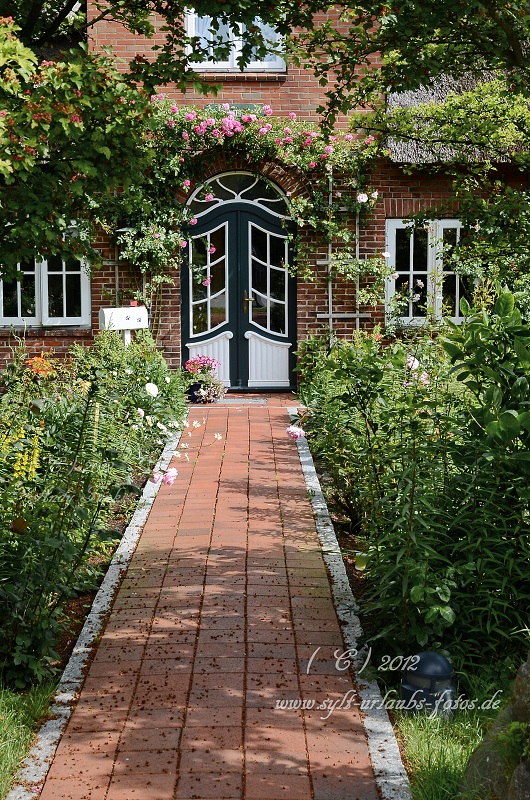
[441,340,464,361]
[459,297,471,317]
[439,606,456,624]
[425,606,440,623]
[110,483,142,500]
[494,293,515,318]
[514,338,530,366]
[96,528,123,542]
[498,410,521,438]
[29,399,45,413]
[410,585,425,603]
[518,411,530,432]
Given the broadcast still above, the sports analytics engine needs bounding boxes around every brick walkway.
[38,399,379,800]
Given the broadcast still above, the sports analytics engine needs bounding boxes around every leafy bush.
[298,292,530,673]
[0,332,187,686]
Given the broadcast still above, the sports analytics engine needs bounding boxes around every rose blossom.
[145,382,159,396]
[162,467,178,486]
[286,425,306,440]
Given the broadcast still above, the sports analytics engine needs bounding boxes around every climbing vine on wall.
[116,96,392,312]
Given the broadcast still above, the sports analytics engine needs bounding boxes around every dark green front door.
[182,201,296,389]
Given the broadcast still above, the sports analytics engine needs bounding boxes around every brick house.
[0,9,479,389]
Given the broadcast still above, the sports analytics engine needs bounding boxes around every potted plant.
[183,355,227,403]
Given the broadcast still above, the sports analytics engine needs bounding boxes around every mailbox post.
[98,306,149,345]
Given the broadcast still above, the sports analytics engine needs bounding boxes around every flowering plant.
[192,376,227,403]
[114,99,385,328]
[184,355,220,376]
[184,355,226,403]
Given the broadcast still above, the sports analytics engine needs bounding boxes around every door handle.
[242,289,255,313]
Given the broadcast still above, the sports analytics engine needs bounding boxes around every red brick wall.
[0,8,470,371]
[0,163,459,370]
[86,4,354,126]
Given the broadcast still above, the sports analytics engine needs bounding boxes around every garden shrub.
[0,332,187,686]
[298,291,530,673]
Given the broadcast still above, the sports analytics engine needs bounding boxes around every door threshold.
[214,397,268,405]
[226,388,296,394]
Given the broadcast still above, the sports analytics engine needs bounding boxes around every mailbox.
[98,306,149,345]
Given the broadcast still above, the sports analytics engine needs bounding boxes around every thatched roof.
[387,74,486,163]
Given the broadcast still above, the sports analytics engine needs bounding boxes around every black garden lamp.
[399,651,456,715]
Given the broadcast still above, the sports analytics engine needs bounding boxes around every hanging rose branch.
[116,96,390,310]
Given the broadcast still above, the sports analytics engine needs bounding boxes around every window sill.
[197,71,288,83]
[0,325,92,333]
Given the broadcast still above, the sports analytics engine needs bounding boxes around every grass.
[392,665,518,800]
[395,709,490,800]
[0,681,56,799]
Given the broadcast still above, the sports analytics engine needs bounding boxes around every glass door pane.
[189,223,228,336]
[249,223,288,335]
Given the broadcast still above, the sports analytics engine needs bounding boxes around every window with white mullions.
[44,254,83,322]
[1,255,90,327]
[1,259,38,323]
[437,221,474,320]
[186,13,285,71]
[386,219,473,325]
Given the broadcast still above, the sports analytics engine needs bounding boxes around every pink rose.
[286,425,305,440]
[162,467,178,486]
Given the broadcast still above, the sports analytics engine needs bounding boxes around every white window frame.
[0,256,91,327]
[385,218,469,326]
[185,12,285,72]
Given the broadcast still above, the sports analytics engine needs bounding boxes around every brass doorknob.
[242,289,255,313]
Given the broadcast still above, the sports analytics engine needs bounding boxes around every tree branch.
[19,0,46,42]
[36,0,82,45]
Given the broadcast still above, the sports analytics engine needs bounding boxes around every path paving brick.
[38,395,379,800]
